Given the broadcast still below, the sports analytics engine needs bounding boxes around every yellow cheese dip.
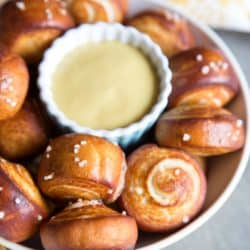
[52,41,158,130]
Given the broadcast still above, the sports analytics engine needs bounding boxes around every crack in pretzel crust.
[155,105,245,156]
[40,202,138,250]
[37,134,127,203]
[169,47,239,108]
[125,8,195,57]
[0,0,74,63]
[0,158,49,242]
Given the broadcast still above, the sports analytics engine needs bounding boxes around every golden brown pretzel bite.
[0,158,49,242]
[0,46,29,120]
[40,200,138,250]
[0,0,74,63]
[126,9,195,57]
[0,99,49,160]
[169,47,239,108]
[156,105,245,156]
[70,0,128,24]
[120,144,207,232]
[38,134,127,203]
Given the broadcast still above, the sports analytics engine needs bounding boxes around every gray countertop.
[166,31,250,250]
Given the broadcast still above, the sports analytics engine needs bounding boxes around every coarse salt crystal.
[201,65,210,75]
[46,145,52,153]
[78,160,87,167]
[74,157,80,163]
[196,54,203,62]
[60,8,67,15]
[222,62,229,70]
[107,189,113,194]
[80,140,87,145]
[209,61,217,69]
[182,215,190,224]
[89,200,102,206]
[14,198,21,204]
[0,211,5,219]
[37,215,43,221]
[135,187,143,195]
[236,119,243,128]
[45,9,53,19]
[183,133,191,142]
[175,169,181,176]
[44,173,55,181]
[16,1,26,10]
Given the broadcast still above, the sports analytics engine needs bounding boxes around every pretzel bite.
[0,158,49,242]
[37,134,127,203]
[120,144,206,232]
[70,0,128,24]
[0,47,29,120]
[156,105,245,156]
[0,0,75,63]
[0,99,49,161]
[40,200,138,250]
[169,47,239,108]
[126,9,195,57]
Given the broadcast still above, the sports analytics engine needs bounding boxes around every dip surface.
[52,41,158,130]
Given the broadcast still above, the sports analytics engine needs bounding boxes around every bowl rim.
[135,0,250,249]
[0,0,249,250]
[37,22,172,141]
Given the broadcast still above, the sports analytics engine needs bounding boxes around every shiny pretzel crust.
[121,145,206,232]
[0,0,74,62]
[0,158,49,242]
[0,47,29,120]
[156,105,245,156]
[0,99,49,160]
[40,202,138,250]
[126,8,195,57]
[169,47,239,107]
[38,134,127,203]
[70,0,127,24]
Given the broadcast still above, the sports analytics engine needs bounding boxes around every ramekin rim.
[37,22,172,139]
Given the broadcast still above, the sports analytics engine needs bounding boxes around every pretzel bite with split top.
[0,0,74,63]
[69,0,128,24]
[156,105,245,156]
[38,134,127,203]
[120,144,207,232]
[126,9,195,57]
[0,158,49,242]
[40,200,138,250]
[169,47,239,108]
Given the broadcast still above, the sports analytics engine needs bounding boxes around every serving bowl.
[0,0,249,249]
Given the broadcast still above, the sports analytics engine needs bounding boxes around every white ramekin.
[38,22,172,147]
